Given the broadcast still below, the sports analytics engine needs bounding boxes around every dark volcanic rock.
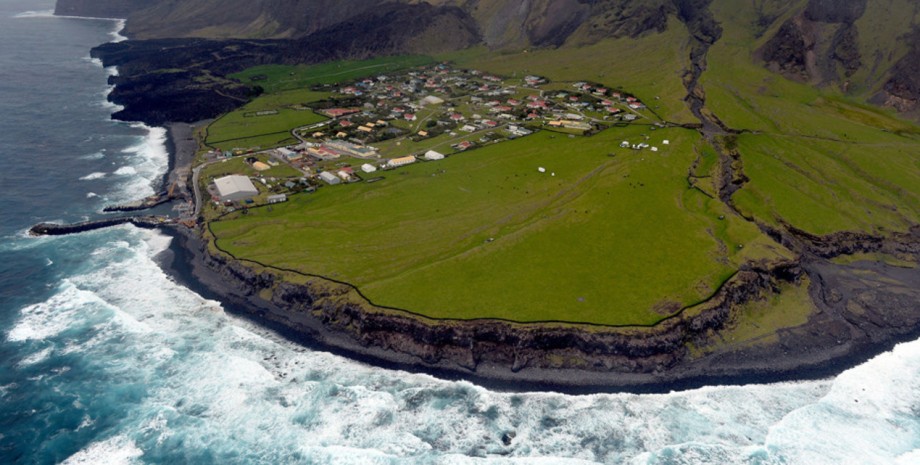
[761,18,809,79]
[90,3,480,125]
[804,0,867,24]
[829,24,862,78]
[881,29,920,113]
[760,0,869,85]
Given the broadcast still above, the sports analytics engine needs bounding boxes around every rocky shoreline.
[156,217,920,393]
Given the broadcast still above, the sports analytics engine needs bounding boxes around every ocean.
[1,1,919,464]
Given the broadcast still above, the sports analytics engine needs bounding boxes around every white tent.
[424,150,445,161]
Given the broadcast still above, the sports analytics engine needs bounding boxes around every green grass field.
[207,56,436,151]
[211,126,789,325]
[206,106,327,151]
[230,56,436,94]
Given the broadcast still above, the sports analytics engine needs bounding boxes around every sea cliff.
[156,219,920,393]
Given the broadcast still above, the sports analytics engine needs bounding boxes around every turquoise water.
[2,2,920,464]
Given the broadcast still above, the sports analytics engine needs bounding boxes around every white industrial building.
[387,155,417,168]
[424,150,445,161]
[318,171,341,185]
[361,163,378,173]
[214,175,259,201]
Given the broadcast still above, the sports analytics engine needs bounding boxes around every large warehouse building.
[214,175,259,201]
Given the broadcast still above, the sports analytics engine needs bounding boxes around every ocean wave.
[6,227,920,464]
[113,166,137,176]
[80,150,106,160]
[62,435,143,465]
[18,347,53,367]
[12,10,55,19]
[110,19,127,43]
[108,125,168,202]
[79,172,106,181]
[6,280,113,342]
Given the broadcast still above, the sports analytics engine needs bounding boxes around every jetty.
[29,216,172,236]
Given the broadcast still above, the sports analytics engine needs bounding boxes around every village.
[200,63,660,212]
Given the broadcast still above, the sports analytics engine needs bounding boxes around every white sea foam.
[896,450,920,465]
[110,19,127,43]
[86,192,98,198]
[18,347,53,367]
[79,172,106,181]
[9,227,920,464]
[12,10,55,19]
[62,435,143,465]
[108,125,168,202]
[7,281,113,342]
[80,150,106,160]
[113,166,137,176]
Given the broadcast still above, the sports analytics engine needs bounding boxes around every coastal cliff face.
[194,231,799,385]
[169,225,920,391]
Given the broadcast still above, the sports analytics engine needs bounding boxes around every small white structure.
[421,95,445,106]
[651,147,659,152]
[387,155,417,168]
[424,150,445,161]
[275,147,295,159]
[538,167,546,173]
[214,175,258,201]
[361,163,378,173]
[267,194,287,204]
[319,171,341,185]
[663,139,670,145]
[620,141,630,148]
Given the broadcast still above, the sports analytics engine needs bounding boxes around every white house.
[361,163,377,173]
